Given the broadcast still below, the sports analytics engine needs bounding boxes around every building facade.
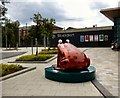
[51,26,114,47]
[18,25,63,46]
[51,7,120,48]
[101,7,120,45]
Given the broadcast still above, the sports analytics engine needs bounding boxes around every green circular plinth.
[45,65,96,83]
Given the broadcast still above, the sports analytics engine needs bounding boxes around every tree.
[30,12,56,49]
[2,18,20,48]
[30,12,42,38]
[0,0,10,48]
[0,0,10,17]
[44,18,55,48]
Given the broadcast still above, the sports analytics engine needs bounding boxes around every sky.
[5,0,120,29]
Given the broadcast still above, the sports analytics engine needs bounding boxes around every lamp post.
[35,38,38,55]
[18,28,20,46]
[26,23,27,33]
[31,37,33,55]
[25,23,27,48]
[43,35,46,49]
[5,32,7,49]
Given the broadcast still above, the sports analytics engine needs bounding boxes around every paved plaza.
[0,47,119,97]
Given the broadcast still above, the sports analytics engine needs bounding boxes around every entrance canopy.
[100,7,120,22]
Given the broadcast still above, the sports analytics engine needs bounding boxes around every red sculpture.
[53,39,90,71]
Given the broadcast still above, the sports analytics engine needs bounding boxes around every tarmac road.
[0,52,26,60]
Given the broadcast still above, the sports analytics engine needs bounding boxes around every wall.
[114,17,120,43]
[50,28,114,47]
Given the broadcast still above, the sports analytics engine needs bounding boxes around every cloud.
[5,0,119,28]
[62,18,84,22]
[54,17,84,22]
[90,1,109,10]
[6,1,68,25]
[6,2,40,24]
[38,2,67,22]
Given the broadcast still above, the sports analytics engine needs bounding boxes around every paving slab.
[84,48,118,96]
[2,62,102,96]
[1,47,118,97]
[1,47,103,96]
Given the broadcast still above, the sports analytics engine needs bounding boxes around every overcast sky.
[5,0,120,28]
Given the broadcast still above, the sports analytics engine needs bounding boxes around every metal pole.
[44,35,46,49]
[18,29,20,46]
[5,32,7,49]
[31,37,33,55]
[26,23,27,48]
[26,23,27,34]
[35,38,38,55]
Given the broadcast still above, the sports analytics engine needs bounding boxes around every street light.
[5,28,7,49]
[35,38,38,55]
[26,23,27,34]
[31,37,33,55]
[18,27,21,47]
[30,18,34,55]
[25,23,27,48]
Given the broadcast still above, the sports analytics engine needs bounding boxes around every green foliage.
[16,49,57,61]
[29,12,44,40]
[16,55,35,61]
[2,19,20,47]
[0,64,24,76]
[33,55,52,61]
[40,49,58,54]
[0,0,10,17]
[28,12,56,46]
[16,54,53,61]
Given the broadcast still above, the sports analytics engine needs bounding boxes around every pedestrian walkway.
[1,47,118,97]
[84,48,118,96]
[2,58,103,96]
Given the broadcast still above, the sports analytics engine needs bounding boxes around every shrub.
[16,55,35,61]
[16,49,57,61]
[16,54,53,61]
[40,49,58,54]
[0,64,24,76]
[33,54,53,61]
